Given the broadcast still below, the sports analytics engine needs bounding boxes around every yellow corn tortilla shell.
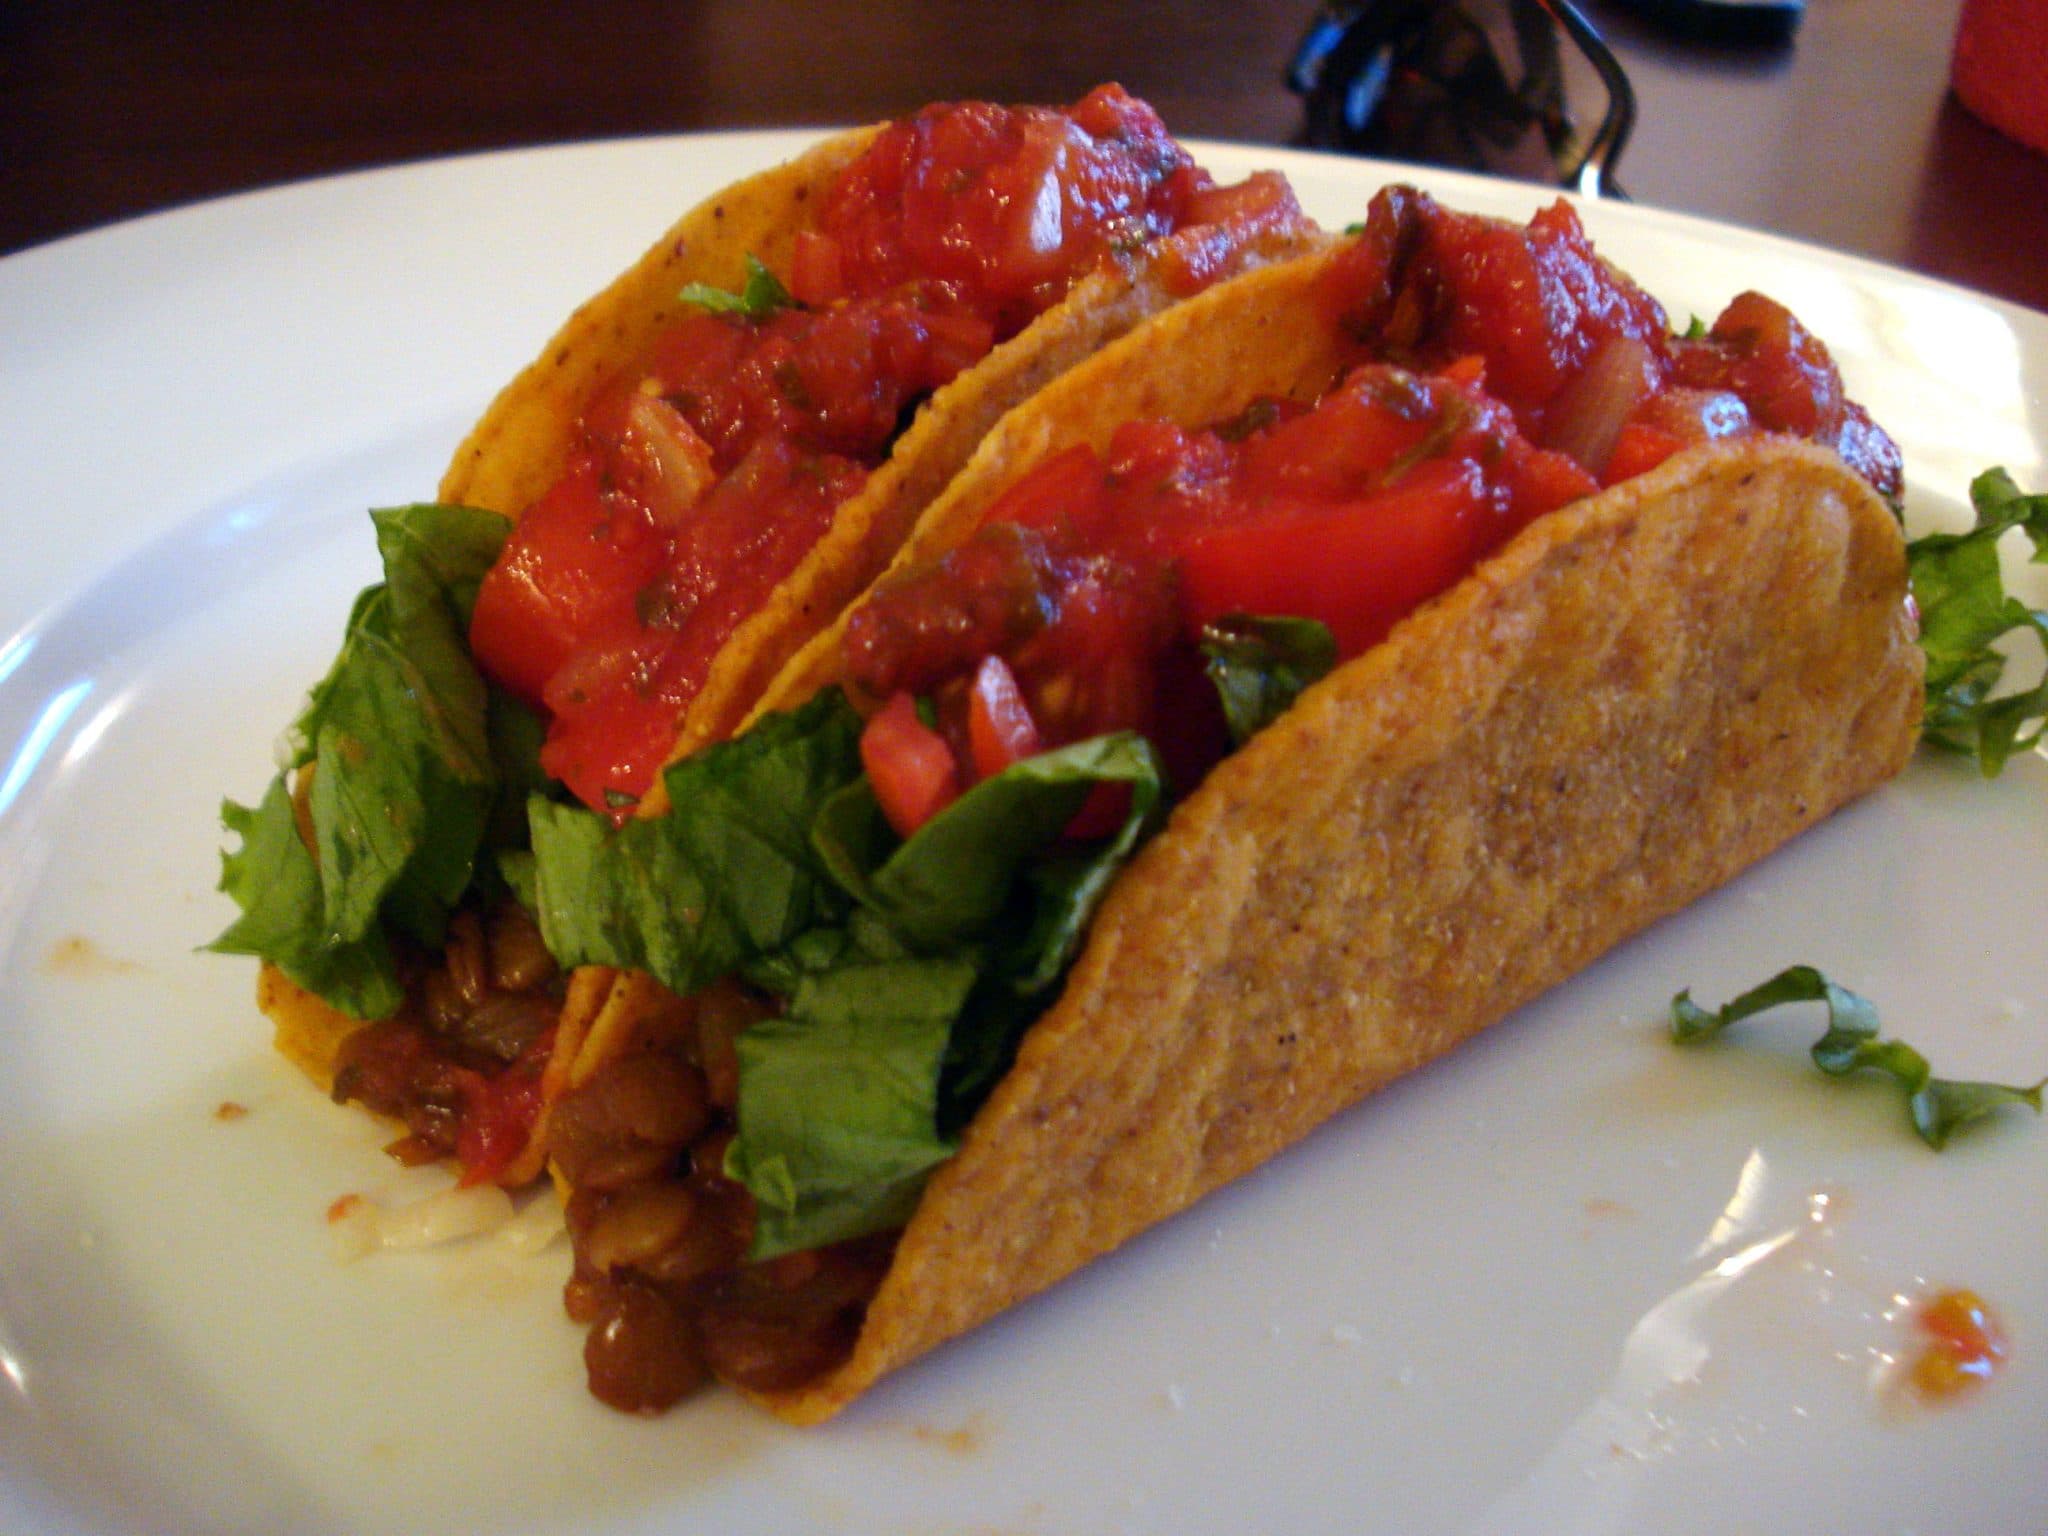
[266,119,1319,1186]
[702,237,1921,1420]
[437,126,881,519]
[756,434,1920,1422]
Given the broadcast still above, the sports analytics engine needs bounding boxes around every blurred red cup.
[1952,0,2048,153]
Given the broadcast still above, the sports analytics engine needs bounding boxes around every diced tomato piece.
[788,230,845,308]
[539,653,681,820]
[844,522,1066,699]
[1009,563,1167,744]
[1698,290,1843,439]
[1158,170,1308,294]
[862,692,961,837]
[454,1035,552,1188]
[1602,422,1687,485]
[989,443,1112,537]
[920,307,1001,384]
[1064,782,1133,841]
[1836,401,1904,501]
[1239,369,1438,501]
[470,454,665,706]
[1177,457,1488,658]
[1179,169,1300,236]
[1635,386,1753,447]
[1438,354,1487,392]
[1507,442,1600,517]
[965,655,1043,780]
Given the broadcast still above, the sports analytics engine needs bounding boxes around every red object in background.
[1953,0,2048,155]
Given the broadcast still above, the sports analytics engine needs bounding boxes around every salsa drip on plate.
[547,188,1905,1411]
[330,88,1301,1193]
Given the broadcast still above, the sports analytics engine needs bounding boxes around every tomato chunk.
[965,655,1044,781]
[1179,457,1488,656]
[470,454,665,707]
[861,692,961,837]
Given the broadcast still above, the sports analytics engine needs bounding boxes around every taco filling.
[470,85,1300,820]
[296,88,1303,1187]
[524,189,1905,1411]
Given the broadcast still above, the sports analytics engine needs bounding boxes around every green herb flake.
[1671,965,2045,1149]
[1907,467,2048,775]
[678,253,797,323]
[1199,614,1339,747]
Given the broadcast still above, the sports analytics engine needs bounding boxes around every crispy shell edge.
[759,436,1923,1422]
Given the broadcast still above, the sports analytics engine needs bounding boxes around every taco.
[520,186,1922,1420]
[214,87,1316,1190]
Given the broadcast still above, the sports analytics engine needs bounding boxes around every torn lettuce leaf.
[1672,965,2045,1149]
[209,503,517,1016]
[527,690,1164,1258]
[1199,614,1338,747]
[1908,467,2048,775]
[729,955,980,1257]
[528,688,868,996]
[210,778,403,1019]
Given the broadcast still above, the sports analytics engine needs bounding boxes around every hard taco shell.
[717,242,1922,1421]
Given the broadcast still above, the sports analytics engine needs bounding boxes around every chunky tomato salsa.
[541,189,1904,1413]
[842,188,1903,837]
[467,85,1302,819]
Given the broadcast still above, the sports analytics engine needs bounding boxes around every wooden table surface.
[3,0,2044,314]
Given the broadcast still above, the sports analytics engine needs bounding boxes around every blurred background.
[2,0,2043,310]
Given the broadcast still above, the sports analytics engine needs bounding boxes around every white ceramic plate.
[2,134,2045,1536]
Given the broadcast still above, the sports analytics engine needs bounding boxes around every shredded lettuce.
[208,503,521,1016]
[528,688,866,995]
[1199,614,1338,746]
[678,253,797,323]
[1671,965,2045,1149]
[211,778,403,1018]
[527,690,1164,1257]
[1908,467,2048,774]
[730,956,980,1254]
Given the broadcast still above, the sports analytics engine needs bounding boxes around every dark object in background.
[1289,0,1633,196]
[1615,0,1805,47]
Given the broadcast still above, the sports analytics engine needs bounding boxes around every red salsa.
[328,901,563,1188]
[467,87,1304,819]
[844,188,1904,836]
[1910,1287,2010,1400]
[1322,187,1902,496]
